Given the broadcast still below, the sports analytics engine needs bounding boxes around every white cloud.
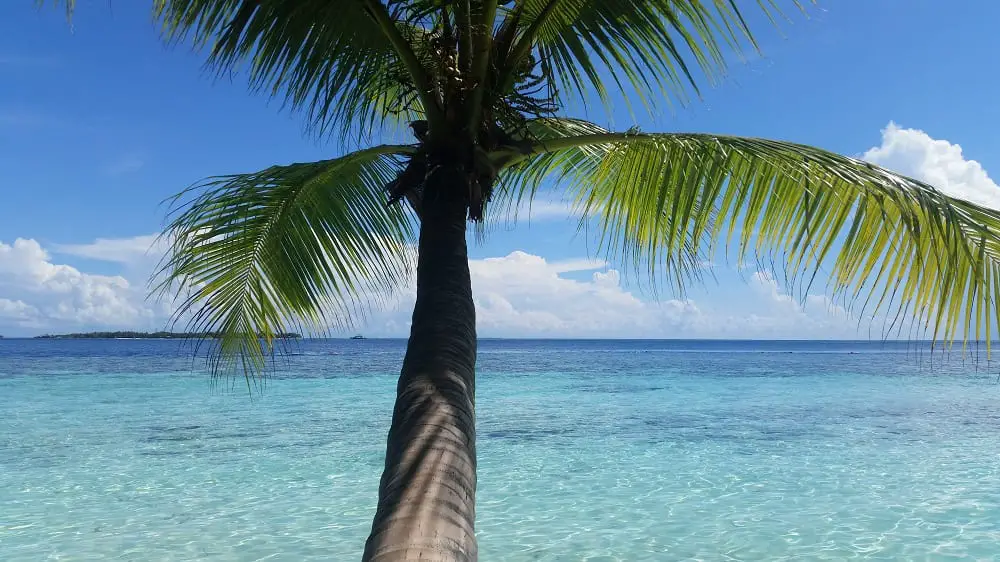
[0,298,38,323]
[541,257,609,273]
[0,243,867,339]
[465,251,681,337]
[53,234,165,264]
[863,122,1000,210]
[0,238,160,334]
[732,270,855,338]
[362,251,856,339]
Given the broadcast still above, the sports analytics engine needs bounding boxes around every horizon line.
[2,334,998,344]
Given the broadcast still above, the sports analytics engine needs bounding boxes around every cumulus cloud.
[0,231,867,339]
[733,271,856,339]
[548,258,608,273]
[863,122,1000,210]
[0,298,38,324]
[0,238,160,334]
[465,251,686,337]
[363,251,856,339]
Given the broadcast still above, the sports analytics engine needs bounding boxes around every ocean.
[2,338,999,560]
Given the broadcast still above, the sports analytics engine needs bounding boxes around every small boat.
[350,334,366,340]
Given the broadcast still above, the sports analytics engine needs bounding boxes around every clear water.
[2,339,999,561]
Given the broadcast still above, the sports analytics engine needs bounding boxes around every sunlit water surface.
[2,339,999,560]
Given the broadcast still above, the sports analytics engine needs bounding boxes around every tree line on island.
[34,331,302,339]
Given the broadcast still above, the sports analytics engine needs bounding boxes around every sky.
[2,1,1000,338]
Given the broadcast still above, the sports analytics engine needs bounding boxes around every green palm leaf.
[499,0,806,113]
[488,118,710,287]
[488,117,607,216]
[499,125,1000,347]
[153,0,424,141]
[156,145,417,382]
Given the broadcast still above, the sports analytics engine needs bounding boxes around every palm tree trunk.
[363,164,478,562]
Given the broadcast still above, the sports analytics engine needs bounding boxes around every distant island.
[34,331,302,340]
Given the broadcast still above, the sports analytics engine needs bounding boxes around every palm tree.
[53,1,1000,560]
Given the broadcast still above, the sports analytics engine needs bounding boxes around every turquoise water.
[2,339,999,560]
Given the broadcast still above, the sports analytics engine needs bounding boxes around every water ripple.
[1,339,998,560]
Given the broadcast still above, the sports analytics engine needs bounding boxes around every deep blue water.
[2,338,999,560]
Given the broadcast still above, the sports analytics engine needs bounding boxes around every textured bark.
[363,164,478,561]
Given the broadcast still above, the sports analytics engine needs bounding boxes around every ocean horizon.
[3,338,999,560]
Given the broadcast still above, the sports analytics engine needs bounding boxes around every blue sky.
[2,1,999,338]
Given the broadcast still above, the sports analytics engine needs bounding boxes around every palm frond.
[500,125,1000,348]
[489,118,707,286]
[156,145,417,384]
[489,117,608,214]
[498,0,806,115]
[153,0,429,142]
